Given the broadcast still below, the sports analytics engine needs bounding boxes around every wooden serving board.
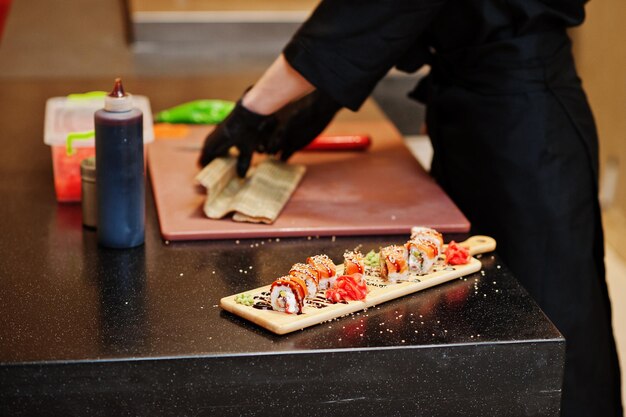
[221,236,496,335]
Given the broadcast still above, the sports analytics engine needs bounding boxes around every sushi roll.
[410,226,443,255]
[406,238,438,275]
[270,275,308,314]
[290,263,320,298]
[306,254,337,290]
[343,250,365,275]
[379,245,409,282]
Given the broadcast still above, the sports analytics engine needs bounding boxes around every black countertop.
[0,77,564,416]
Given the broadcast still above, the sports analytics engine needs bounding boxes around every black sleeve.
[283,0,447,110]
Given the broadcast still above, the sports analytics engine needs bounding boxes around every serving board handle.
[457,235,497,256]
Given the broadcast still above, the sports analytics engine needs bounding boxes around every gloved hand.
[266,90,342,161]
[199,99,278,177]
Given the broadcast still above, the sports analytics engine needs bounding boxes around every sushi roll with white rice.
[343,250,365,275]
[306,254,337,290]
[379,245,410,282]
[289,263,320,298]
[410,226,444,255]
[405,238,438,275]
[270,275,308,314]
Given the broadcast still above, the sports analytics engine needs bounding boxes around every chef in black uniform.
[200,1,623,415]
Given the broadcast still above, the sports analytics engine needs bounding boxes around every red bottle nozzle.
[109,78,126,98]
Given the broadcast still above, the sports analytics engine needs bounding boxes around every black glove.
[199,99,277,177]
[266,90,342,161]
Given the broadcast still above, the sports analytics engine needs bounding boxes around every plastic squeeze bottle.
[95,78,145,248]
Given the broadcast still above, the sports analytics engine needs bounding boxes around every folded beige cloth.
[195,157,306,224]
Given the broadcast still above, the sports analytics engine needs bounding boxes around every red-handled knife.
[303,135,371,151]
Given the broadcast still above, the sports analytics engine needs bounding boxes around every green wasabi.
[364,250,380,267]
[234,293,255,306]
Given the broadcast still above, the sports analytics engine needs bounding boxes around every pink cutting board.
[148,114,469,241]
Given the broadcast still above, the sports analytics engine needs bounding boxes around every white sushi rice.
[387,271,410,283]
[304,279,318,298]
[318,276,337,291]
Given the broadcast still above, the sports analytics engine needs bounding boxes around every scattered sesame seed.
[179,273,184,276]
[164,240,170,245]
[235,240,240,244]
[276,238,280,242]
[331,236,336,242]
[497,265,501,269]
[307,236,312,240]
[212,271,215,274]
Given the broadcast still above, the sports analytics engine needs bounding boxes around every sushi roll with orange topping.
[289,263,320,298]
[406,238,438,275]
[306,254,337,290]
[270,275,308,314]
[379,245,409,282]
[343,250,365,275]
[410,226,443,255]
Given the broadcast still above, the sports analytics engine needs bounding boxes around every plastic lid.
[44,94,154,148]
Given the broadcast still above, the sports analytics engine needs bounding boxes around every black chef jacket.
[283,1,623,416]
